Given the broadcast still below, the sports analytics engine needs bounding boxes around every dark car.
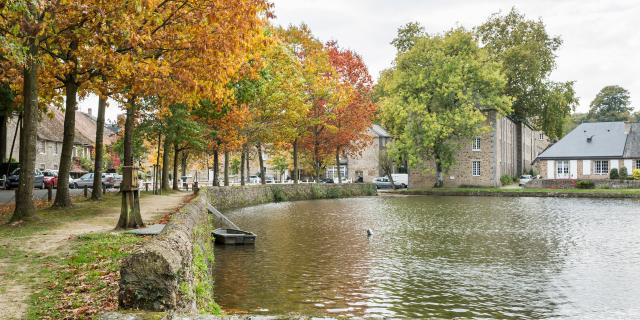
[320,178,334,184]
[6,168,45,189]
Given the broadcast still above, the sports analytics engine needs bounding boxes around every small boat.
[212,228,257,245]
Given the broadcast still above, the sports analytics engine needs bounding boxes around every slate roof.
[623,123,640,158]
[37,109,117,146]
[537,122,628,160]
[370,124,390,138]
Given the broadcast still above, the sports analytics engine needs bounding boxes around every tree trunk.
[213,147,219,186]
[223,150,229,186]
[123,98,135,166]
[314,136,320,183]
[292,138,299,184]
[245,147,250,183]
[0,113,6,163]
[335,146,342,183]
[91,94,107,200]
[116,97,144,230]
[180,151,188,178]
[162,136,170,191]
[155,133,162,194]
[257,143,265,185]
[434,161,444,188]
[11,44,38,222]
[240,145,246,186]
[53,78,78,208]
[173,143,179,190]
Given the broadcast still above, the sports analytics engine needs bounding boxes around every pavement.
[0,188,119,204]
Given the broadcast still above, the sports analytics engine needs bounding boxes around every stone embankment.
[117,183,377,315]
[526,178,640,189]
[394,188,640,199]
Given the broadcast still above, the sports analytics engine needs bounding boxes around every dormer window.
[538,133,544,140]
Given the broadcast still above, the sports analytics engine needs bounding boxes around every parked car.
[391,173,409,188]
[42,170,58,188]
[519,174,533,186]
[320,178,334,184]
[73,172,120,189]
[265,176,276,184]
[248,175,260,184]
[373,176,404,189]
[6,168,45,189]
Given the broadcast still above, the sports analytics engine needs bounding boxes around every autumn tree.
[378,29,511,187]
[0,0,61,221]
[326,41,376,183]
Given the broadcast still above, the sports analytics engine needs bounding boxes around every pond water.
[213,195,640,319]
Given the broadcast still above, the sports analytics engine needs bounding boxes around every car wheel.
[74,182,79,189]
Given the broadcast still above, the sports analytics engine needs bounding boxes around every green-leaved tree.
[587,85,633,122]
[378,28,512,187]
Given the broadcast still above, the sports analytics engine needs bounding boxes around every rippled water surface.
[213,196,640,318]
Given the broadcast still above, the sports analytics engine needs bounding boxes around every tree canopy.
[587,85,633,122]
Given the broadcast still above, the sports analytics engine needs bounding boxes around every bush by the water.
[500,175,513,186]
[610,168,619,179]
[619,167,629,179]
[576,180,595,189]
[271,186,288,202]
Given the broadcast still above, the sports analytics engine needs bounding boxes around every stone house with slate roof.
[410,110,550,188]
[535,122,640,180]
[4,108,118,175]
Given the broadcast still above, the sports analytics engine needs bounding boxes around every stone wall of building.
[410,111,524,188]
[345,133,383,183]
[538,159,633,180]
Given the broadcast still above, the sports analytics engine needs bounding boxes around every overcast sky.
[85,0,640,121]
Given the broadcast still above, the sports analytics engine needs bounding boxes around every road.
[0,188,119,204]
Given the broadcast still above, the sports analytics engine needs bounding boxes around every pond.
[213,195,640,318]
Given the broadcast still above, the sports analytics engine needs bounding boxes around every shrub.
[500,175,513,186]
[619,167,629,179]
[576,180,595,189]
[633,169,640,180]
[326,187,342,199]
[271,186,288,202]
[609,168,619,179]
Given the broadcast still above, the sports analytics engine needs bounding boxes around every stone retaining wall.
[396,189,640,199]
[525,179,640,189]
[119,192,213,313]
[118,184,377,314]
[206,183,377,211]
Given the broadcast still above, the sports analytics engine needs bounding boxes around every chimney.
[87,108,92,116]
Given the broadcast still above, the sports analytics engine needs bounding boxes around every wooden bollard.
[83,185,88,197]
[103,185,106,194]
[47,184,53,202]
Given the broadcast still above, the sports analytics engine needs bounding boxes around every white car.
[519,175,533,186]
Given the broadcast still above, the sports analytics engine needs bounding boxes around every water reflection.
[213,196,640,318]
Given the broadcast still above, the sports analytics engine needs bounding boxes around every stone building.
[535,122,640,180]
[324,124,395,183]
[410,110,550,188]
[3,109,118,175]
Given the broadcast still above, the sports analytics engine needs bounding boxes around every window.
[53,164,59,170]
[556,160,569,177]
[636,160,640,170]
[37,140,46,154]
[539,133,544,140]
[472,161,481,176]
[53,142,58,155]
[326,166,347,179]
[594,160,609,175]
[39,163,45,170]
[472,137,481,151]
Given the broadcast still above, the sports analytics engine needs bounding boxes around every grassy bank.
[390,187,640,198]
[0,192,187,320]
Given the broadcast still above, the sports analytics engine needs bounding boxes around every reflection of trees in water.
[214,200,374,315]
[213,196,636,318]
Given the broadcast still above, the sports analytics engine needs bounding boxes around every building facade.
[410,110,550,188]
[3,109,118,175]
[536,122,640,180]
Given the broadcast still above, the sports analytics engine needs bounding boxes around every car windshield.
[80,173,92,179]
[10,168,20,175]
[43,171,55,177]
[520,175,531,179]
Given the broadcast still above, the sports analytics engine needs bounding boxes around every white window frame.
[594,160,609,175]
[472,160,481,177]
[326,165,347,179]
[37,140,46,154]
[538,133,544,140]
[636,160,640,170]
[556,160,569,178]
[472,137,481,151]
